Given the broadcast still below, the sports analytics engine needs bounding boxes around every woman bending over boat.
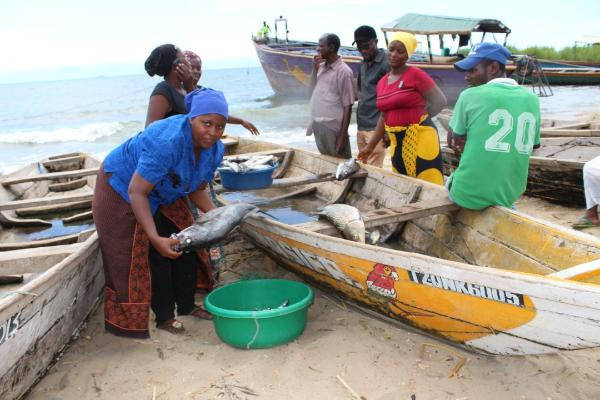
[92,89,227,336]
[358,32,447,185]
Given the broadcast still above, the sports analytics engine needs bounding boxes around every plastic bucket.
[204,279,313,349]
[219,164,277,190]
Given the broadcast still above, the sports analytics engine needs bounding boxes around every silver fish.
[219,155,276,174]
[171,203,258,251]
[366,229,381,245]
[335,158,360,181]
[316,204,365,243]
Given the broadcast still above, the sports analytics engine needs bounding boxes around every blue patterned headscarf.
[185,88,229,120]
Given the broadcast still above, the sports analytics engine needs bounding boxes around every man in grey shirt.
[307,33,356,158]
[354,25,388,167]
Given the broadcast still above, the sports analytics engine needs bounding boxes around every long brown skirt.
[92,165,212,338]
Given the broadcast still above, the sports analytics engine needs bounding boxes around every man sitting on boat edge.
[446,43,541,210]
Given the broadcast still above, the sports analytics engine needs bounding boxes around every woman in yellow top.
[358,32,447,184]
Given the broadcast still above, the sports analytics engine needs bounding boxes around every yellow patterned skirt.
[385,114,444,185]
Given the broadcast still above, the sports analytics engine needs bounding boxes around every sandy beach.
[25,195,600,400]
[23,105,600,400]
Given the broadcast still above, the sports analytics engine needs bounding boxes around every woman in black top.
[144,44,195,127]
[144,44,260,135]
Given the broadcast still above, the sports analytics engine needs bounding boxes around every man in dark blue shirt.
[353,25,389,167]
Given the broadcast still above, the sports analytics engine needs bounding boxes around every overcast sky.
[1,0,598,83]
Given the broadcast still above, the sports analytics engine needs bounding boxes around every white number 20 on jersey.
[484,109,536,154]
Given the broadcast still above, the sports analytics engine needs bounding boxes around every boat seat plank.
[540,128,600,138]
[47,152,84,160]
[0,234,81,251]
[16,200,92,217]
[48,177,88,192]
[63,210,93,224]
[223,148,290,161]
[0,193,93,212]
[0,211,51,228]
[296,198,459,235]
[42,155,85,171]
[214,170,368,194]
[251,186,317,205]
[0,243,83,276]
[549,259,600,281]
[1,167,99,186]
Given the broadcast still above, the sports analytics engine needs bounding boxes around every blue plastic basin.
[219,164,277,190]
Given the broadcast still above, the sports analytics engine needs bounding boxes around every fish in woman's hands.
[316,204,365,243]
[171,203,258,251]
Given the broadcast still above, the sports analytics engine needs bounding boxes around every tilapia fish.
[316,204,365,243]
[219,155,277,174]
[335,158,360,181]
[171,203,258,251]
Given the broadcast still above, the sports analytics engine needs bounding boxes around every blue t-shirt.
[103,114,224,214]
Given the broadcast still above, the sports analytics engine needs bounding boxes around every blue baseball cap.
[454,42,512,71]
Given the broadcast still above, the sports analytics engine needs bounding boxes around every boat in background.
[218,137,600,355]
[441,137,600,206]
[254,14,600,102]
[0,153,103,400]
[253,14,512,104]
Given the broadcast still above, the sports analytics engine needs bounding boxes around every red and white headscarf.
[183,50,201,64]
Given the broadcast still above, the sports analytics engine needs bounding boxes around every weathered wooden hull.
[516,60,600,85]
[253,40,468,104]
[0,154,103,400]
[442,137,600,206]
[222,138,600,355]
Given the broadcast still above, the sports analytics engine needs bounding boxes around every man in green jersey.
[446,43,541,210]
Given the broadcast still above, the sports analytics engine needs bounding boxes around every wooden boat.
[255,14,600,104]
[441,137,599,206]
[434,112,599,206]
[0,153,103,400]
[218,137,600,355]
[253,14,513,104]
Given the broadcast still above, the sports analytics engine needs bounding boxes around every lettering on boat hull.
[408,271,524,307]
[252,230,362,289]
[0,312,21,346]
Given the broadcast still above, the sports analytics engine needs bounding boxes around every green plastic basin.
[204,279,313,349]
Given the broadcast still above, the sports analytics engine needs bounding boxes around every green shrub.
[506,44,600,62]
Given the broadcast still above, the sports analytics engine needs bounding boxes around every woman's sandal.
[572,217,600,230]
[157,318,185,334]
[189,305,212,320]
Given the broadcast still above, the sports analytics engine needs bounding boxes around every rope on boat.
[246,313,261,349]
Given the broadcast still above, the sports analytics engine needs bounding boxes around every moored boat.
[218,137,600,355]
[253,14,513,104]
[254,14,600,104]
[0,153,103,400]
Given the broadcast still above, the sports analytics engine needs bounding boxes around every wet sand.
[26,197,600,400]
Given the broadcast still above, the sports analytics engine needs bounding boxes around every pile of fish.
[219,155,278,174]
[335,158,360,180]
[171,203,258,252]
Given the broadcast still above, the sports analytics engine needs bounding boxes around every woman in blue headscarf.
[92,88,228,337]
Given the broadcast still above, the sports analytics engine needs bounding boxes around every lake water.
[1,66,599,174]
